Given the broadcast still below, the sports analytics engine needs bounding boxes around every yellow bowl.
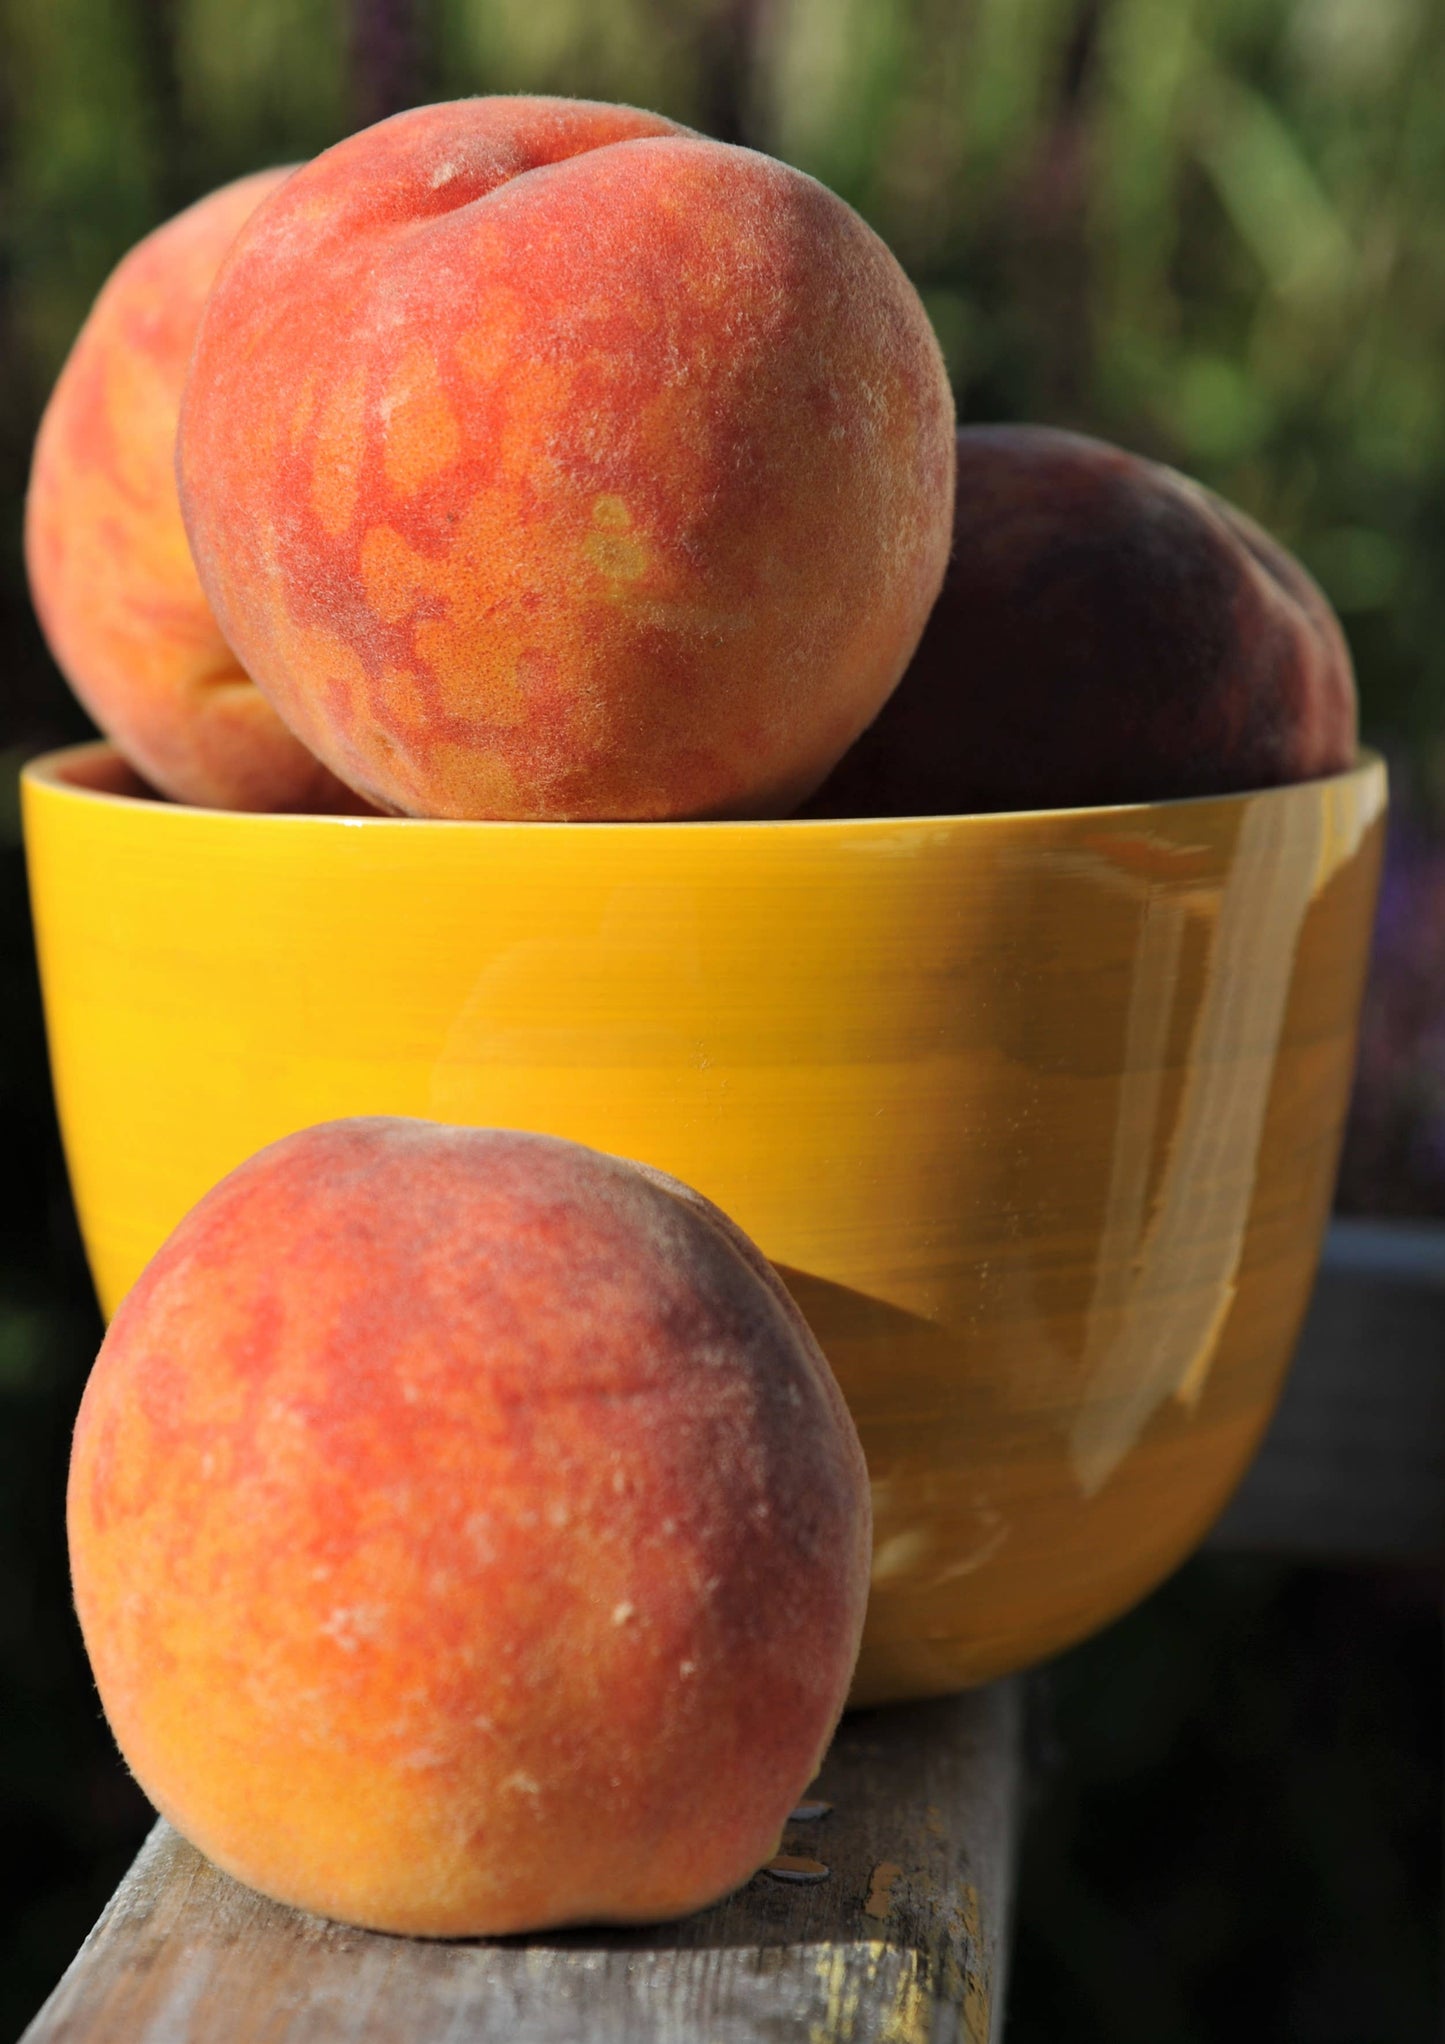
[23,740,1385,1704]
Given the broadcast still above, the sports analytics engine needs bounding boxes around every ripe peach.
[177,97,956,820]
[25,173,365,813]
[805,425,1357,817]
[67,1120,871,1936]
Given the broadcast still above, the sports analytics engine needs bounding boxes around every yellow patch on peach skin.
[422,740,521,817]
[585,529,649,582]
[491,357,578,484]
[579,479,750,639]
[584,493,648,582]
[377,483,565,698]
[453,296,530,385]
[381,344,462,496]
[310,365,370,537]
[360,524,441,626]
[412,616,529,728]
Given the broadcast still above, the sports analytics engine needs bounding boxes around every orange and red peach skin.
[67,1121,872,1936]
[24,171,363,813]
[178,97,957,821]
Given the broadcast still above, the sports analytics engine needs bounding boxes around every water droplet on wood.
[789,1799,832,1821]
[764,1855,829,1883]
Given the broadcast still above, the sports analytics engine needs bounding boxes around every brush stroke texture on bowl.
[22,742,1385,1700]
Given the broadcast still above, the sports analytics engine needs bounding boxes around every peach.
[25,173,365,813]
[67,1120,871,1936]
[177,97,956,820]
[805,425,1357,816]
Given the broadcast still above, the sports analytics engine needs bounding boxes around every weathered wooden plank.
[22,1684,1021,2044]
[1210,1220,1445,1560]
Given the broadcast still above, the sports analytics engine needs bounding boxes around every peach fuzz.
[25,173,364,813]
[806,424,1358,817]
[67,1120,871,1936]
[177,97,956,820]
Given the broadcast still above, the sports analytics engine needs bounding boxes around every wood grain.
[1210,1220,1445,1560]
[22,1684,1021,2044]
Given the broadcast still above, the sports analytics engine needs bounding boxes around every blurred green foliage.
[0,3,1441,2036]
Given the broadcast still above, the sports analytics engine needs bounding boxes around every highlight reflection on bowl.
[22,742,1385,1703]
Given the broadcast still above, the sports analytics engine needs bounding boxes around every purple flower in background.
[1335,763,1445,1217]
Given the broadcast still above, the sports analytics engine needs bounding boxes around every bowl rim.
[19,737,1387,835]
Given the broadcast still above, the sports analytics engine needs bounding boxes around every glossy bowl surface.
[23,742,1385,1703]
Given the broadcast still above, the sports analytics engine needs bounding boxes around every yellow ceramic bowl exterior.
[23,742,1385,1704]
